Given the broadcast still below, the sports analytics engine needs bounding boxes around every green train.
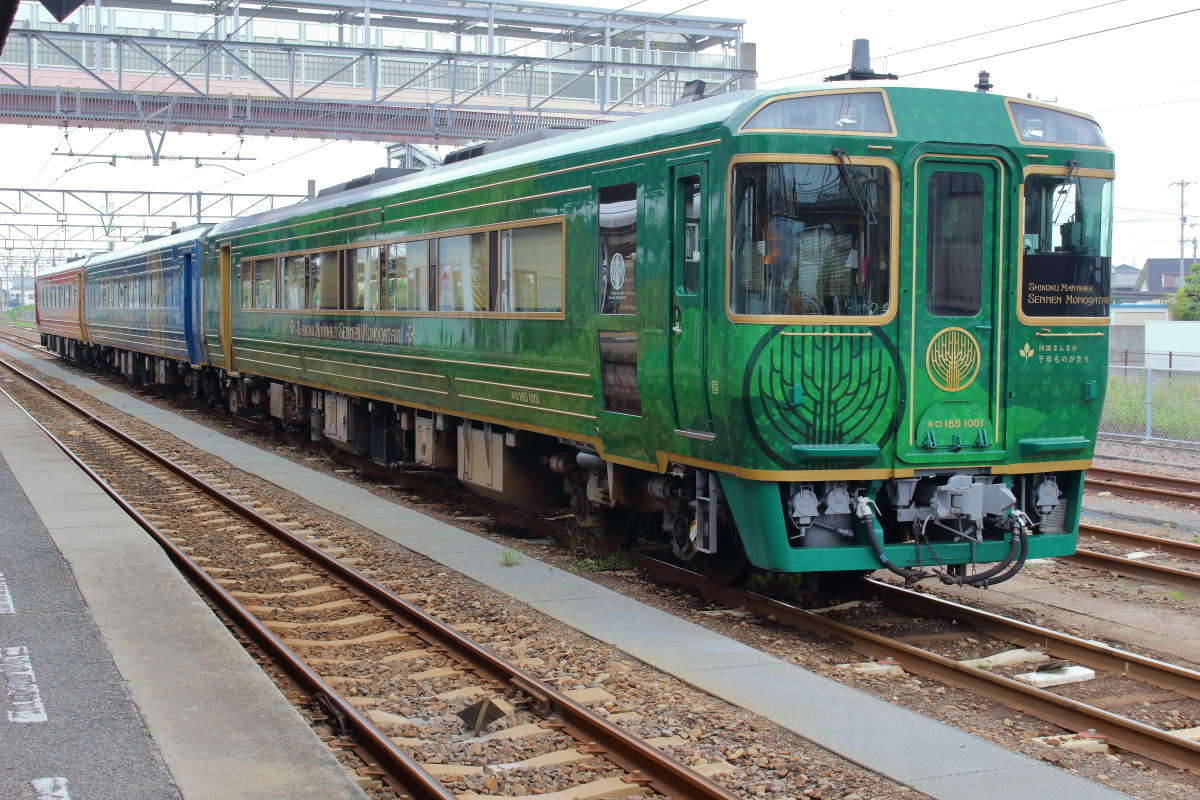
[37,80,1114,588]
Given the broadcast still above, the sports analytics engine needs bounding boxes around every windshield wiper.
[1051,158,1080,222]
[831,148,877,226]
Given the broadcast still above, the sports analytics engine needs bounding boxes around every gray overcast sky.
[4,0,1198,267]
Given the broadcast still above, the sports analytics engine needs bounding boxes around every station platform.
[0,342,1134,800]
[0,387,365,799]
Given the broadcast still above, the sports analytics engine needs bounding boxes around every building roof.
[1137,258,1199,293]
[1111,263,1141,289]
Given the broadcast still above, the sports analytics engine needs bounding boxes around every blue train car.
[83,227,209,370]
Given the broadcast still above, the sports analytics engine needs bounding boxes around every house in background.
[1111,263,1145,303]
[1135,258,1198,295]
[1111,263,1141,290]
[1,275,35,307]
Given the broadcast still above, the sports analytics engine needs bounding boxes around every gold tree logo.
[925,327,981,392]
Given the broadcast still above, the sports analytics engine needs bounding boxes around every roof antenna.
[975,71,993,93]
[825,39,897,82]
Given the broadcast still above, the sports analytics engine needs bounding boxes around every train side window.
[346,246,382,311]
[239,261,253,309]
[281,255,306,309]
[598,183,638,315]
[438,232,490,312]
[926,171,983,316]
[1020,174,1112,318]
[498,223,563,312]
[253,258,278,309]
[307,251,341,310]
[680,176,702,293]
[383,240,431,311]
[599,331,641,415]
[742,91,892,134]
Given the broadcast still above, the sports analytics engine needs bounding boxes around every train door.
[219,243,238,375]
[183,249,201,365]
[902,154,1008,462]
[594,168,655,463]
[668,162,714,436]
[77,270,89,344]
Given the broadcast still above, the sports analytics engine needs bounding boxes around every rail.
[0,354,738,800]
[9,335,1200,776]
[629,553,1200,774]
[1086,467,1200,508]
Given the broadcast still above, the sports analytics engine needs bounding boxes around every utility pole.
[1170,180,1194,288]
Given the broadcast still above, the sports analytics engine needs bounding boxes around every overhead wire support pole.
[0,187,307,265]
[1171,180,1194,289]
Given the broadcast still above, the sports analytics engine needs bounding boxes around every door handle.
[671,306,682,335]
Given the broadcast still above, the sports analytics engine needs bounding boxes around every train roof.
[209,84,1107,241]
[210,88,761,239]
[35,266,81,281]
[83,226,211,270]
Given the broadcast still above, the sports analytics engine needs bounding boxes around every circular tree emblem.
[608,252,626,291]
[925,327,981,392]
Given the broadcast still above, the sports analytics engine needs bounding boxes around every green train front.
[205,83,1113,588]
[697,86,1112,585]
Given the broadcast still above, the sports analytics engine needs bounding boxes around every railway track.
[1087,467,1200,508]
[0,322,39,344]
[1065,523,1200,592]
[0,355,738,800]
[628,555,1200,775]
[7,334,1200,778]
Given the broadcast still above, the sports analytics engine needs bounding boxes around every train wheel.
[699,524,751,586]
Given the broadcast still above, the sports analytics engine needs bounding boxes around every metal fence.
[1102,351,1200,444]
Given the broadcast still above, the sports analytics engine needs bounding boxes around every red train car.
[35,263,88,357]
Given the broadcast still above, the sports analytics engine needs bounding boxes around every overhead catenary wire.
[759,0,1131,85]
[1117,206,1179,216]
[19,4,285,268]
[902,7,1200,77]
[1096,96,1200,113]
[200,140,340,192]
[41,3,278,189]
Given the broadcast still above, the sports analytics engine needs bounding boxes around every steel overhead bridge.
[0,0,754,143]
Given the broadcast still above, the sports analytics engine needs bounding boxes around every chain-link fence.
[1102,351,1200,444]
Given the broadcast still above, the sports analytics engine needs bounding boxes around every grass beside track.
[1102,369,1200,442]
[2,306,34,327]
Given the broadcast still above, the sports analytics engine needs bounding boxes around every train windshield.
[730,161,891,318]
[1021,173,1112,318]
